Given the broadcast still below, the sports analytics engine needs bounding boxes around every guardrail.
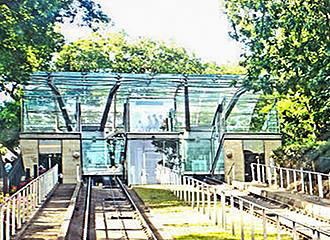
[251,163,330,198]
[0,165,59,240]
[158,165,330,240]
[82,177,92,240]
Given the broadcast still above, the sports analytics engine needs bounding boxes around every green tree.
[54,32,224,74]
[0,101,20,156]
[224,0,330,145]
[0,0,109,100]
[0,0,109,154]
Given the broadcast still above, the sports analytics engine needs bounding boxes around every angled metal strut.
[100,79,121,131]
[210,88,247,174]
[47,75,73,132]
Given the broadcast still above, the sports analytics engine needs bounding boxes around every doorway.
[38,140,63,182]
[243,140,265,182]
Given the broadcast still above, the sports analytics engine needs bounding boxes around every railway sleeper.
[105,197,127,201]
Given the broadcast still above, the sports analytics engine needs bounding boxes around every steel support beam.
[210,88,246,175]
[99,80,121,131]
[224,88,247,119]
[47,75,73,132]
[210,134,225,174]
[184,79,190,131]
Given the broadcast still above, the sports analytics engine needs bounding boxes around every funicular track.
[201,176,330,239]
[82,177,161,240]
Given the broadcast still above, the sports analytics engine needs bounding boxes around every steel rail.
[82,177,92,240]
[116,177,160,240]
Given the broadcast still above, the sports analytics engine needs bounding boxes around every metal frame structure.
[21,72,280,178]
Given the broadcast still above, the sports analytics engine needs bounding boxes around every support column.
[184,78,190,131]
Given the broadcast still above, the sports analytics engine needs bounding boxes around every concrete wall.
[62,139,81,184]
[264,140,282,167]
[223,134,282,183]
[224,139,245,182]
[20,139,38,176]
[20,133,81,184]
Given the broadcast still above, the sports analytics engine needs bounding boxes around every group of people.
[135,114,164,132]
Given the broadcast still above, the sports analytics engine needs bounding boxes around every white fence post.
[0,165,59,239]
[301,168,305,193]
[257,163,261,183]
[317,174,323,198]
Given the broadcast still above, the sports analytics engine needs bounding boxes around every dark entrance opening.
[39,153,63,183]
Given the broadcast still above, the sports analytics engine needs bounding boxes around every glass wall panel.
[129,99,175,132]
[82,131,109,173]
[127,140,163,184]
[184,139,212,172]
[24,97,57,131]
[214,148,224,174]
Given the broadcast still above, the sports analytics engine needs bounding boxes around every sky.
[61,0,242,65]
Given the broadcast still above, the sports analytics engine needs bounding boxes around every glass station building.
[20,72,281,184]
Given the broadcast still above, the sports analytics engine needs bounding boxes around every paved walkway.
[19,184,75,240]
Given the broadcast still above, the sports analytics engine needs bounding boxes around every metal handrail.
[0,165,59,239]
[251,163,330,178]
[251,163,330,198]
[183,175,330,239]
[158,166,330,239]
[1,165,58,206]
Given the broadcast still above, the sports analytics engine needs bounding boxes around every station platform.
[233,181,330,222]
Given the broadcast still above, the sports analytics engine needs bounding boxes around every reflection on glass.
[129,99,174,132]
[184,139,212,172]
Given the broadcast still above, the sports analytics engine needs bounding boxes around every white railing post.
[38,176,42,205]
[183,177,187,202]
[301,168,305,193]
[317,174,323,198]
[267,166,272,185]
[213,188,217,225]
[17,192,21,230]
[187,178,191,203]
[11,197,16,236]
[221,192,226,229]
[251,164,255,182]
[191,179,195,208]
[197,183,200,211]
[280,168,284,189]
[6,202,10,240]
[22,189,26,224]
[286,169,290,190]
[239,199,244,239]
[257,163,261,183]
[179,176,183,200]
[202,184,205,214]
[274,167,278,188]
[261,165,265,183]
[207,187,211,220]
[250,204,255,240]
[293,170,297,192]
[309,172,313,195]
[0,205,3,240]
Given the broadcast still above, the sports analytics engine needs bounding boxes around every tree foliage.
[0,101,20,155]
[0,0,109,154]
[54,32,224,74]
[0,0,109,101]
[224,0,330,145]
